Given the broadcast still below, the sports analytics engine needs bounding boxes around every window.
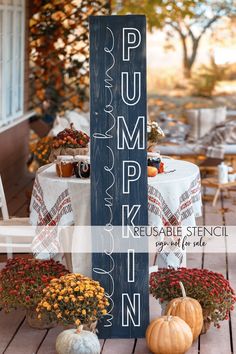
[0,0,25,127]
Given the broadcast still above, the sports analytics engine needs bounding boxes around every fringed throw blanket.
[189,120,236,159]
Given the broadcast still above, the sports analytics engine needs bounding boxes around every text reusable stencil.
[90,15,149,338]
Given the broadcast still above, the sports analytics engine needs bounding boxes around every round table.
[30,158,202,269]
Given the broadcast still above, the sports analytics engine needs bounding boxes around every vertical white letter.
[123,28,141,61]
[117,116,145,150]
[122,293,140,326]
[122,205,141,238]
[121,72,141,106]
[123,161,141,194]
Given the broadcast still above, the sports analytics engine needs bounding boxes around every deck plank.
[134,338,151,354]
[0,309,25,353]
[37,326,62,354]
[200,196,232,354]
[102,339,135,354]
[4,319,47,354]
[7,179,33,217]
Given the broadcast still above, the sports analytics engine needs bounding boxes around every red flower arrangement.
[0,258,69,311]
[150,268,236,328]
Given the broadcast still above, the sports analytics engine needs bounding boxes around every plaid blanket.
[189,120,236,159]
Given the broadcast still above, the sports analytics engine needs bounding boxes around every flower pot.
[201,319,211,334]
[56,328,100,354]
[26,308,57,330]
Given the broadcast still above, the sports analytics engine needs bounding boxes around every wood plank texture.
[0,310,25,353]
[134,338,151,354]
[90,15,149,338]
[37,326,63,354]
[4,319,47,354]
[102,339,135,354]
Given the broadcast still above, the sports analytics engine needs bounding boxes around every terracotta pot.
[26,308,57,330]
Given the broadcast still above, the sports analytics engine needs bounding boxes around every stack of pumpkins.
[146,282,203,354]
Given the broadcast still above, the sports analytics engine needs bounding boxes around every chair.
[0,175,32,259]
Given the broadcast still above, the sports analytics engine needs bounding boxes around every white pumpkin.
[56,329,100,354]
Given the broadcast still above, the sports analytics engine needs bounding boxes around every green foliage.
[115,0,236,77]
[191,57,227,97]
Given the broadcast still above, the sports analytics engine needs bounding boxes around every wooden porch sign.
[90,15,149,338]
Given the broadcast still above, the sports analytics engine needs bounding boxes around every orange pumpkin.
[146,314,193,354]
[165,282,203,341]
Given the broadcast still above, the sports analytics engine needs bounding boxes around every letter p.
[123,161,141,194]
[123,28,141,61]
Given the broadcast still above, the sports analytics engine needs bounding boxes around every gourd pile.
[146,282,204,354]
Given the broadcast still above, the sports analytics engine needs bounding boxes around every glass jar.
[74,155,90,179]
[56,155,74,177]
[147,152,161,170]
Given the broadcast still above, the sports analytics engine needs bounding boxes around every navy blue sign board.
[90,15,149,338]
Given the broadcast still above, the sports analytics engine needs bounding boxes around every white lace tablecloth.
[30,159,202,268]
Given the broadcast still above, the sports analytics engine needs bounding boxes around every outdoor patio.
[0,179,235,354]
[1,1,236,353]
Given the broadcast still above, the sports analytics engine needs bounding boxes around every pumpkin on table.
[146,312,193,354]
[165,282,203,341]
[56,326,100,354]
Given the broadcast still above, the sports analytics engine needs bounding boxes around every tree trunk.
[179,33,201,78]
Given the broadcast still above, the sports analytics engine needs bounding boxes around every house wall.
[0,0,32,203]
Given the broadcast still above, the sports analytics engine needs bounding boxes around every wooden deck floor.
[0,177,236,353]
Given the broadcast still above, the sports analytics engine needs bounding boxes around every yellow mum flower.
[54,304,59,310]
[43,301,49,308]
[74,286,79,292]
[46,305,51,311]
[57,313,62,319]
[102,309,107,315]
[75,319,81,326]
[82,309,86,315]
[64,296,69,303]
[58,296,63,301]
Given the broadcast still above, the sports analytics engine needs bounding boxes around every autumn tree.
[29,0,110,118]
[116,0,236,78]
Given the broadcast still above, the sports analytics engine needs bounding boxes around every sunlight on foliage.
[29,0,110,117]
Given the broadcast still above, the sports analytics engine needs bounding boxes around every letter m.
[117,116,145,150]
[122,293,140,327]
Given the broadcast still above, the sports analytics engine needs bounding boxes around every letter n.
[122,293,140,327]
